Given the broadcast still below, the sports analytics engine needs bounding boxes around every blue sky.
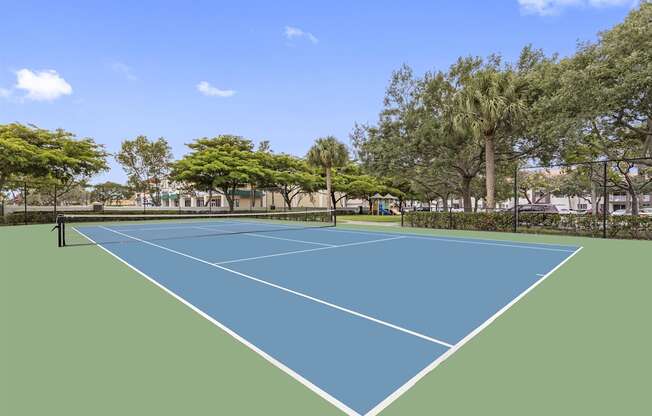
[0,0,636,183]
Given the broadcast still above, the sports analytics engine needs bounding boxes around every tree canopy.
[353,3,651,213]
[171,135,267,212]
[307,136,349,211]
[116,135,173,206]
[0,123,108,193]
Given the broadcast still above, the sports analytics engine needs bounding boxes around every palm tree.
[453,67,526,211]
[306,136,349,211]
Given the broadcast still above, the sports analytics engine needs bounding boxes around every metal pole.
[61,216,66,246]
[513,165,518,233]
[53,184,57,219]
[24,182,28,225]
[57,215,63,247]
[603,162,608,239]
[448,205,453,230]
[401,209,404,227]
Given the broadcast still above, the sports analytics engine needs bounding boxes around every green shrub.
[1,211,58,225]
[403,211,652,240]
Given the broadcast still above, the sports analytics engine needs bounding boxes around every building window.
[611,193,626,202]
[185,199,191,207]
[197,199,204,207]
[235,198,240,208]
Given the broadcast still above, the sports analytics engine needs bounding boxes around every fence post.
[448,206,453,230]
[24,182,28,225]
[602,162,608,239]
[53,184,57,219]
[513,165,518,233]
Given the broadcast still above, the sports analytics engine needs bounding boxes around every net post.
[401,209,404,227]
[602,161,608,239]
[56,215,66,247]
[62,215,66,247]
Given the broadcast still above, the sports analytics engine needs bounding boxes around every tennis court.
[55,211,581,415]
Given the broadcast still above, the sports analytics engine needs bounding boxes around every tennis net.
[55,209,336,247]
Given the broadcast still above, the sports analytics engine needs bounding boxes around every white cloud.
[196,81,236,97]
[15,69,72,101]
[284,26,319,44]
[111,62,137,81]
[588,0,632,6]
[517,0,631,15]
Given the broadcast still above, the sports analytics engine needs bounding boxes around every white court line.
[216,236,407,265]
[98,226,453,349]
[330,226,579,247]
[365,246,585,416]
[103,222,250,232]
[105,221,313,233]
[71,227,358,416]
[105,225,217,232]
[193,225,336,247]
[76,224,583,415]
[215,221,578,253]
[325,228,577,253]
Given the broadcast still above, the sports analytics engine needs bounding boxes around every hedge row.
[403,211,652,240]
[1,211,58,225]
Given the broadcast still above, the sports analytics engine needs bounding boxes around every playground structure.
[370,193,400,215]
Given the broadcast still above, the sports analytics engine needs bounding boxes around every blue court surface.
[72,219,580,416]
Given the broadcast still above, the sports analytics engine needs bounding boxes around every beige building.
[263,190,348,210]
[137,180,264,210]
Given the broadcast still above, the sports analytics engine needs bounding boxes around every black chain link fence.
[403,158,652,240]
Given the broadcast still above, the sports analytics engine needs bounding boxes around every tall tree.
[91,182,134,205]
[171,135,265,212]
[259,153,320,210]
[306,136,349,211]
[564,3,652,159]
[451,56,528,211]
[517,171,560,204]
[116,136,172,206]
[0,123,107,197]
[328,164,390,210]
